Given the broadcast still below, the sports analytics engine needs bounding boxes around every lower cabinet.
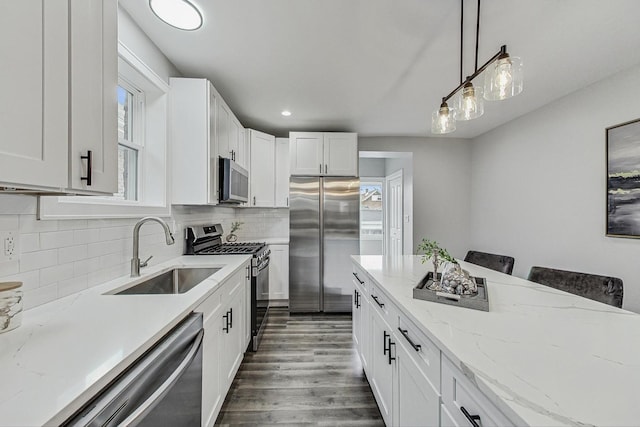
[268,244,289,302]
[352,261,511,427]
[195,261,250,427]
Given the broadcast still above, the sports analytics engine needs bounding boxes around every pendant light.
[430,0,523,134]
[431,101,456,134]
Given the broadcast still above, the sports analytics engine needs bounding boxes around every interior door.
[323,177,360,312]
[386,170,403,257]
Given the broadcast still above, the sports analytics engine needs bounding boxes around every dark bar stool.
[464,250,515,275]
[528,266,623,308]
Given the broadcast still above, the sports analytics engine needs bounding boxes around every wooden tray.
[413,272,489,311]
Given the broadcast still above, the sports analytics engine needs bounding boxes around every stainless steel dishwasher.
[64,313,203,426]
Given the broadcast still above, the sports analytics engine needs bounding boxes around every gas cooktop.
[196,242,266,255]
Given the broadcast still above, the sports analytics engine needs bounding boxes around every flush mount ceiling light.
[281,110,292,117]
[149,0,203,31]
[431,0,523,134]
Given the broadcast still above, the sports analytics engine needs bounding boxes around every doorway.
[386,170,403,257]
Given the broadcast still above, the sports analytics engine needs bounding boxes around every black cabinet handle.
[460,406,481,427]
[398,328,422,352]
[352,272,364,284]
[354,290,358,308]
[246,265,250,280]
[229,308,233,329]
[371,294,384,308]
[383,331,390,355]
[80,150,92,186]
[356,290,360,308]
[223,312,229,333]
[388,340,396,365]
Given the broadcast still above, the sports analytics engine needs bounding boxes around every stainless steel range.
[185,224,269,351]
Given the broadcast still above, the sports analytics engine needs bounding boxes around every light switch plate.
[1,231,19,262]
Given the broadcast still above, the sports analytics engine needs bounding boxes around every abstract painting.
[607,118,640,238]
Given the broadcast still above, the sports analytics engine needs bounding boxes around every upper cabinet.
[275,138,290,208]
[171,78,219,205]
[249,130,275,207]
[289,132,358,177]
[0,0,117,194]
[218,102,248,170]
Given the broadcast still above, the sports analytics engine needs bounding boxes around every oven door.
[252,257,270,351]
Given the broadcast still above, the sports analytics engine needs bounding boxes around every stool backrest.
[528,266,623,308]
[464,250,515,275]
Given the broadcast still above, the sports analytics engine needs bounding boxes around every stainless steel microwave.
[219,157,249,203]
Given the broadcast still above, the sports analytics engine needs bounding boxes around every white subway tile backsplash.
[20,233,40,253]
[58,275,88,298]
[23,283,58,310]
[74,228,101,245]
[58,244,88,264]
[19,215,58,233]
[0,260,19,277]
[20,249,58,272]
[0,215,19,230]
[58,219,88,231]
[88,240,123,258]
[40,263,75,287]
[40,230,75,250]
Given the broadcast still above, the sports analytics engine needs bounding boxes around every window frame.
[116,77,145,201]
[38,42,171,219]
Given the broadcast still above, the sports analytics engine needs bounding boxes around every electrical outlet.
[1,231,19,261]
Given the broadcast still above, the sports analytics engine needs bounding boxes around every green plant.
[230,221,243,233]
[417,239,456,279]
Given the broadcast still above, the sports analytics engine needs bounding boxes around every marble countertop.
[0,254,251,427]
[352,255,640,427]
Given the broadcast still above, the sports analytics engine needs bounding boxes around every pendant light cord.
[460,0,464,84]
[475,0,480,72]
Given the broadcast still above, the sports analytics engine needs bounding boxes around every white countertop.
[0,254,251,427]
[352,255,640,427]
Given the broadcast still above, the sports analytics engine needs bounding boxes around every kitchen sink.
[114,267,221,295]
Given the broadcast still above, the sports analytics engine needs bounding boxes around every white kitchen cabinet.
[171,78,219,205]
[0,0,117,194]
[68,0,118,194]
[369,303,395,426]
[268,244,289,301]
[323,133,358,176]
[394,335,440,427]
[196,288,224,427]
[290,132,358,176]
[352,266,369,372]
[289,132,324,175]
[196,262,250,427]
[249,129,276,207]
[275,138,290,207]
[218,102,247,169]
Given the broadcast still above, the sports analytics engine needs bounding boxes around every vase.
[226,233,238,242]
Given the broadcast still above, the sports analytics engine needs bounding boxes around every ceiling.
[120,0,640,138]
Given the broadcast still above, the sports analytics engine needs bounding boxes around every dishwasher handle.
[119,329,204,426]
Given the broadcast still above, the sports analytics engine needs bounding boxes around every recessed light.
[149,0,203,31]
[281,110,292,117]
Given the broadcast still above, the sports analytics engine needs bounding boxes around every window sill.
[38,196,171,219]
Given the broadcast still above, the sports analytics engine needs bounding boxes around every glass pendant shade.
[484,55,523,101]
[455,83,484,120]
[431,103,456,134]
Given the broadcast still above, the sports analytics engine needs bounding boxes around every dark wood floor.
[215,308,383,426]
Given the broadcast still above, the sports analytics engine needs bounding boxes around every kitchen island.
[352,255,640,427]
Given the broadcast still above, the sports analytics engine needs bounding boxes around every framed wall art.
[606,118,640,238]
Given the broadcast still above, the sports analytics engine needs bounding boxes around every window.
[39,43,171,219]
[115,81,144,201]
[360,181,384,239]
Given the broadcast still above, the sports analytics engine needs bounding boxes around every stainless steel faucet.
[131,217,175,277]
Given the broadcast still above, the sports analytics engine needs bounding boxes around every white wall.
[384,156,413,255]
[359,158,385,177]
[359,137,472,257]
[470,64,640,312]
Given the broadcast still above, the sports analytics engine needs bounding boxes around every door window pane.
[360,182,384,255]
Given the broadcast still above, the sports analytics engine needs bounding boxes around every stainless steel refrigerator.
[289,177,360,313]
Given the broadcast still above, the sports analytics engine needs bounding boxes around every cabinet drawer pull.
[398,328,422,352]
[223,312,230,333]
[460,406,481,427]
[80,150,92,186]
[371,294,384,308]
[352,272,364,284]
[383,331,390,355]
[388,340,396,365]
